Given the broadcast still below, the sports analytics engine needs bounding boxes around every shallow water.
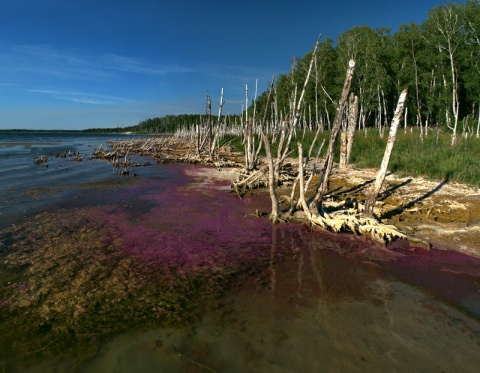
[0,132,153,229]
[83,266,480,373]
[0,133,479,372]
[78,228,480,373]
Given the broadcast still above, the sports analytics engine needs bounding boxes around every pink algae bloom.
[86,164,273,277]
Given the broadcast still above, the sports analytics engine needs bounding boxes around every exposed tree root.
[310,212,407,245]
[232,167,269,196]
[264,193,430,248]
[279,200,431,248]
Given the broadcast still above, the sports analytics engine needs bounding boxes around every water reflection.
[81,225,480,373]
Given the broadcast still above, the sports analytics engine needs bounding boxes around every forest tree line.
[87,1,479,140]
[251,0,479,143]
[83,114,242,134]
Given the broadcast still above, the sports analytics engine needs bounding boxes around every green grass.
[220,134,244,152]
[350,129,480,185]
[223,127,480,186]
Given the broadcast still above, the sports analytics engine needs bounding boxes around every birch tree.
[463,0,480,134]
[364,89,408,217]
[425,3,464,145]
[336,26,392,133]
[392,23,426,130]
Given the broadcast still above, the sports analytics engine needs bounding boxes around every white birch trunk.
[476,104,480,138]
[364,89,408,218]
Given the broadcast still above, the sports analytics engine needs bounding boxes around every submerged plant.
[0,200,268,370]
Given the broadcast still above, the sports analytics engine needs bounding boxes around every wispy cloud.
[28,89,137,105]
[102,53,195,75]
[0,43,276,86]
[0,44,195,81]
[4,45,103,79]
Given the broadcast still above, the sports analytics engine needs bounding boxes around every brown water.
[1,137,479,372]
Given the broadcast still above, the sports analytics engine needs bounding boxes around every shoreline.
[108,136,480,258]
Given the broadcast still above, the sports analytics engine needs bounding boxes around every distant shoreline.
[0,129,148,135]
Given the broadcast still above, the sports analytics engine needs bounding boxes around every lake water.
[0,132,158,230]
[0,133,479,372]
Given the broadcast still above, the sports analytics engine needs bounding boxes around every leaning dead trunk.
[260,75,279,223]
[262,128,279,223]
[364,89,408,218]
[274,34,322,179]
[308,59,356,215]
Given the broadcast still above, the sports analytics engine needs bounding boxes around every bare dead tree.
[288,128,325,214]
[197,93,212,156]
[477,103,480,138]
[292,34,322,130]
[274,34,322,179]
[344,93,359,166]
[206,93,212,152]
[364,89,408,218]
[244,84,256,170]
[339,132,348,169]
[308,59,356,215]
[210,88,224,158]
[260,75,279,222]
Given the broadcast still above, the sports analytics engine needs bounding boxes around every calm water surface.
[0,133,479,372]
[0,132,154,229]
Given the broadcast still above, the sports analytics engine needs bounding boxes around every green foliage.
[83,113,242,134]
[83,2,479,138]
[221,134,245,153]
[262,1,480,133]
[350,128,480,185]
[129,114,218,134]
[236,127,480,185]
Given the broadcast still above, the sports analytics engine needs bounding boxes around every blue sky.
[0,0,444,130]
